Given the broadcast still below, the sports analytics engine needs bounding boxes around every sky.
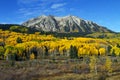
[0,0,120,32]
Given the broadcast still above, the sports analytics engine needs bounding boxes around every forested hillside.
[0,27,120,80]
[0,29,120,60]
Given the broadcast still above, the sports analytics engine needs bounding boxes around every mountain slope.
[0,24,21,30]
[22,15,113,33]
[0,24,38,33]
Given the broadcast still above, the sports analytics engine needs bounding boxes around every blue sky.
[0,0,120,32]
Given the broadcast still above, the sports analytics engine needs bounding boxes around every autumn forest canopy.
[0,25,120,61]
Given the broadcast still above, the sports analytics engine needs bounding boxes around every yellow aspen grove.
[89,47,95,55]
[59,46,65,54]
[94,48,99,55]
[0,29,120,61]
[111,46,120,56]
[114,47,120,56]
[99,48,106,55]
[78,48,83,56]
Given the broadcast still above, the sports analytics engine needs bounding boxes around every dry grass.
[0,59,120,80]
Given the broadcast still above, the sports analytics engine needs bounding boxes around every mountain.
[22,15,113,33]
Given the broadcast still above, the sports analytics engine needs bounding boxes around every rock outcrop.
[22,15,112,33]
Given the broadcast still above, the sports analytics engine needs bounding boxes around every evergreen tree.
[69,45,78,59]
[16,37,22,43]
[44,46,49,56]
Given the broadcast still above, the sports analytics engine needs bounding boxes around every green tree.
[10,26,28,33]
[69,45,78,59]
[4,45,17,61]
[44,46,49,57]
[16,37,22,43]
[21,27,28,33]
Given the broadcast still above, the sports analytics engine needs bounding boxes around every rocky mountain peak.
[22,15,113,33]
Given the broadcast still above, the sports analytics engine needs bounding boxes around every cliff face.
[22,15,112,33]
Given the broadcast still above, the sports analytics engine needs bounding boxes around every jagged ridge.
[22,15,113,33]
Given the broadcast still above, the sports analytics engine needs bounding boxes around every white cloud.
[18,0,39,4]
[18,7,42,17]
[17,0,69,20]
[40,0,61,4]
[51,3,66,9]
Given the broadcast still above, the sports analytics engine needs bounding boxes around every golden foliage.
[99,48,106,55]
[89,56,97,73]
[30,53,35,60]
[0,29,120,60]
[104,57,112,73]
